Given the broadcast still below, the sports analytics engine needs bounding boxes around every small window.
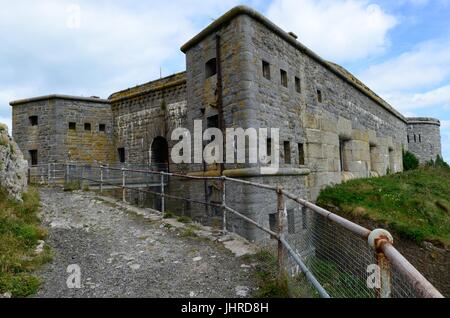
[284,141,291,164]
[339,139,348,172]
[262,60,271,80]
[118,148,126,163]
[419,134,422,143]
[317,89,323,103]
[287,209,295,234]
[69,122,76,130]
[207,115,219,129]
[84,123,91,131]
[269,213,277,233]
[267,138,272,157]
[29,116,38,126]
[295,77,301,93]
[414,134,417,143]
[302,207,308,230]
[407,135,410,143]
[280,69,288,87]
[29,150,38,166]
[99,124,106,132]
[205,58,217,78]
[298,143,305,165]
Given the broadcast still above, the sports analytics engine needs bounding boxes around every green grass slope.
[0,187,51,297]
[317,166,450,247]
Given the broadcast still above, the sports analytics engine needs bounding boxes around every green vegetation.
[163,211,175,219]
[0,187,51,297]
[180,227,197,238]
[403,151,419,171]
[176,216,192,224]
[426,155,450,169]
[242,250,317,298]
[63,181,81,192]
[317,166,450,246]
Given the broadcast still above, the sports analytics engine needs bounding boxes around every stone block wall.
[11,96,113,165]
[110,73,187,166]
[407,118,442,163]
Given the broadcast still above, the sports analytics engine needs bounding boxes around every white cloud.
[359,39,450,113]
[266,0,397,62]
[441,120,450,129]
[361,40,450,93]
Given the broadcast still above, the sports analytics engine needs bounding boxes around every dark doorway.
[151,137,169,171]
[118,148,126,163]
[29,150,38,166]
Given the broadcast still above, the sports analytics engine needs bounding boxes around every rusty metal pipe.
[380,242,444,298]
[282,190,371,239]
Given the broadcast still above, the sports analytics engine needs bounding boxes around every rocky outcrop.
[0,124,28,201]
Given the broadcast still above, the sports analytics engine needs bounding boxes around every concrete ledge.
[407,117,441,126]
[10,94,110,106]
[188,167,311,178]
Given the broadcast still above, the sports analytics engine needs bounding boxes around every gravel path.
[36,188,258,298]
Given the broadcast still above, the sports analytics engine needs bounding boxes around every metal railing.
[31,163,444,298]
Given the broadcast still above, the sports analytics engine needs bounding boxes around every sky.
[0,0,449,162]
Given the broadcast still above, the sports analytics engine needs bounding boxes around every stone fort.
[10,6,442,239]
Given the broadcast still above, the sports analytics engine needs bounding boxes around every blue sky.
[0,0,449,162]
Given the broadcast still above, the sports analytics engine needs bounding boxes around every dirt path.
[36,188,258,298]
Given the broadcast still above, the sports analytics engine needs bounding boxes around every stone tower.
[407,118,442,163]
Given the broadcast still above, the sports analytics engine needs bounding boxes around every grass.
[176,216,192,224]
[63,181,81,192]
[317,166,450,246]
[242,249,317,298]
[163,211,175,219]
[0,187,51,297]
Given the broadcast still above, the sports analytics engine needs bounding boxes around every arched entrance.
[151,136,169,171]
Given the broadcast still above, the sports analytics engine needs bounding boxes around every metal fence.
[31,163,444,299]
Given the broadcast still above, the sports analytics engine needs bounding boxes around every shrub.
[403,151,419,171]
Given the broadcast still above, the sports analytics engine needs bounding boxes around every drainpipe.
[215,34,225,175]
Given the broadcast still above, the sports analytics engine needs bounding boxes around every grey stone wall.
[111,74,187,166]
[407,118,442,163]
[11,96,113,165]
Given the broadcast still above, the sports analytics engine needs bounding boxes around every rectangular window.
[302,207,308,230]
[69,122,76,130]
[207,115,219,129]
[29,150,38,166]
[267,138,272,157]
[280,69,288,87]
[99,124,106,132]
[419,134,422,143]
[29,116,38,126]
[205,58,217,79]
[407,135,410,143]
[287,209,295,234]
[262,60,271,80]
[118,148,126,163]
[339,139,347,172]
[269,213,277,233]
[298,143,305,165]
[295,77,301,93]
[317,89,323,103]
[284,141,291,164]
[84,123,91,131]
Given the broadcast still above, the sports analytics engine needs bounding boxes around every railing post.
[48,163,51,184]
[100,166,104,193]
[368,229,393,298]
[160,172,165,214]
[122,168,126,203]
[222,177,227,234]
[277,186,285,279]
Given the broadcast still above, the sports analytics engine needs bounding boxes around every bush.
[403,151,419,171]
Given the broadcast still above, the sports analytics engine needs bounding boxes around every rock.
[35,240,45,255]
[0,124,28,201]
[240,264,251,269]
[189,291,196,297]
[129,264,141,270]
[235,286,250,297]
[0,292,12,298]
[193,257,202,262]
